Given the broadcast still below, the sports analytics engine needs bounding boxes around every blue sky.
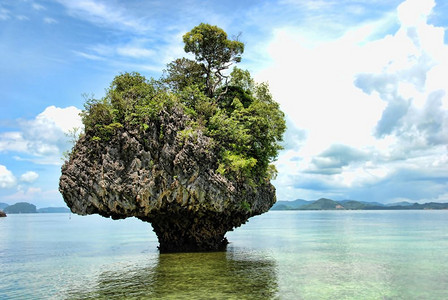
[1,0,448,207]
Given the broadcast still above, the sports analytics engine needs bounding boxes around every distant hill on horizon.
[37,207,70,213]
[271,198,448,210]
[0,202,70,214]
[271,199,313,210]
[4,202,37,214]
[300,198,345,210]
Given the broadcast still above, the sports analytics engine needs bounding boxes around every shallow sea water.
[1,210,447,299]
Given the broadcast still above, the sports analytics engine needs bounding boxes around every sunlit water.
[1,210,448,299]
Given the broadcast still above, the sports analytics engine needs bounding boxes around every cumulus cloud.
[397,0,435,27]
[0,106,82,165]
[347,164,448,203]
[0,165,16,189]
[262,0,448,202]
[281,117,307,150]
[20,171,39,183]
[354,0,448,153]
[306,144,368,175]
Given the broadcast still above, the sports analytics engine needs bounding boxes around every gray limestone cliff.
[59,106,276,252]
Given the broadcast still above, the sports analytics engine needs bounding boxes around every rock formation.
[0,210,6,217]
[59,106,276,252]
[60,24,285,252]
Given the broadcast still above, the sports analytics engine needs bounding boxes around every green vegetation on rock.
[78,23,285,185]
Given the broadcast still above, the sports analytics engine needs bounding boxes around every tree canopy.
[182,23,244,98]
[79,23,285,184]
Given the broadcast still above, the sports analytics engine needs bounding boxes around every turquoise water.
[1,210,448,299]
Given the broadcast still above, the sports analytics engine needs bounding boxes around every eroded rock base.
[142,211,248,253]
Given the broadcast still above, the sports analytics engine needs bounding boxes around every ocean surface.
[1,210,447,299]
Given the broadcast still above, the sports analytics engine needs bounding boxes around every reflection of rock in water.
[69,251,278,299]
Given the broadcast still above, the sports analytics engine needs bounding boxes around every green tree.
[163,58,206,92]
[108,72,156,123]
[229,67,254,92]
[183,23,244,98]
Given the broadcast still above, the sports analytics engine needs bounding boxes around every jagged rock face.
[59,107,276,252]
[0,211,6,217]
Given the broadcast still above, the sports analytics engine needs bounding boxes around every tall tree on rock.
[183,23,244,98]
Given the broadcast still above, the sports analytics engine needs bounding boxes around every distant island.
[271,198,448,210]
[37,207,71,213]
[3,202,37,214]
[0,202,70,214]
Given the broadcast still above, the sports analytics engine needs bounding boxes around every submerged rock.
[59,106,276,252]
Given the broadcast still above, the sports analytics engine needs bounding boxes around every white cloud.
[43,17,58,24]
[5,186,40,202]
[20,171,39,183]
[397,0,435,27]
[75,37,173,71]
[56,0,149,32]
[261,0,448,202]
[116,46,155,58]
[0,106,82,165]
[0,132,28,153]
[32,3,46,11]
[73,50,105,61]
[4,188,64,208]
[258,24,386,156]
[0,165,17,189]
[77,39,157,63]
[0,7,10,20]
[158,31,190,67]
[91,38,160,58]
[16,15,29,21]
[36,106,83,134]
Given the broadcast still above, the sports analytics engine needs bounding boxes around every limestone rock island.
[59,24,285,252]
